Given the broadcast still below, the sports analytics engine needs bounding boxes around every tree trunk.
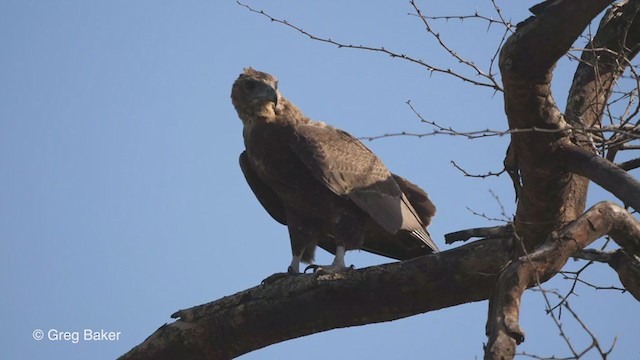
[120,1,640,359]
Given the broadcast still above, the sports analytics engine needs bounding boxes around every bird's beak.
[257,86,278,107]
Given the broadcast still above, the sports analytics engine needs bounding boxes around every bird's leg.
[287,254,302,274]
[304,245,354,274]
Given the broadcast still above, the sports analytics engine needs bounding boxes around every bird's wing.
[392,174,436,226]
[239,151,287,225]
[290,124,425,237]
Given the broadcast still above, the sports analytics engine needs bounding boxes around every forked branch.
[485,201,640,359]
[236,1,503,91]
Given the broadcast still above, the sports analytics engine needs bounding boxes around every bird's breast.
[243,124,340,216]
[244,124,304,187]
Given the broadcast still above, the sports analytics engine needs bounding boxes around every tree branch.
[565,0,640,130]
[618,157,640,171]
[485,201,640,359]
[500,0,615,252]
[444,225,512,244]
[118,238,513,360]
[236,1,503,91]
[504,0,613,81]
[557,140,640,212]
[489,6,639,355]
[120,2,640,359]
[609,249,640,300]
[119,201,639,359]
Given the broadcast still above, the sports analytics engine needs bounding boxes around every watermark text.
[32,328,122,344]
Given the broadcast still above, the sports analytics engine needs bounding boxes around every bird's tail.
[411,228,439,253]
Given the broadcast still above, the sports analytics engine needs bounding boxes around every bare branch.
[466,206,511,223]
[358,114,640,142]
[485,201,640,359]
[118,200,637,360]
[490,189,512,220]
[560,269,627,292]
[236,1,503,91]
[561,298,618,358]
[566,0,640,163]
[414,13,507,27]
[520,289,619,360]
[617,157,640,171]
[573,248,614,262]
[498,0,617,257]
[450,160,505,178]
[444,224,512,244]
[557,140,640,212]
[412,8,514,32]
[490,0,515,34]
[609,249,640,300]
[533,289,581,359]
[409,0,503,90]
[115,3,640,359]
[119,238,514,360]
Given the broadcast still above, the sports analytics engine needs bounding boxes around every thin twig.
[450,160,505,178]
[409,0,503,91]
[236,1,503,91]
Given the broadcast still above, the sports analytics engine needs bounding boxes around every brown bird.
[231,68,438,275]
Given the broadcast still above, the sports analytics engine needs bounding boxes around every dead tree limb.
[609,249,640,300]
[484,201,640,360]
[557,140,640,211]
[118,202,639,360]
[565,0,640,134]
[119,238,513,360]
[499,0,615,252]
[444,225,513,244]
[618,157,640,171]
[488,0,640,358]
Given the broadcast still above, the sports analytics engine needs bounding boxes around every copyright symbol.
[33,329,44,341]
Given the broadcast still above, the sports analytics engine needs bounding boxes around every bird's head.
[231,68,280,125]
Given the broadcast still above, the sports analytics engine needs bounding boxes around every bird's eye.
[244,81,257,91]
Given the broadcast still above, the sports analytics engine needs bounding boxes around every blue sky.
[1,1,637,359]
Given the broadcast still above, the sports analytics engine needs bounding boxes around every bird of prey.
[231,68,438,275]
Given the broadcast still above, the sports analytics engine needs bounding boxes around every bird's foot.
[261,266,300,285]
[304,264,355,275]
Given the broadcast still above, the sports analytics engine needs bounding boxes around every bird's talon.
[303,264,351,275]
[304,264,319,274]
